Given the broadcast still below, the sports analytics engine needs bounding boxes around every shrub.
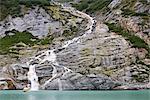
[0,31,37,54]
[0,30,55,54]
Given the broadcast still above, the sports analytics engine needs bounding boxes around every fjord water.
[0,90,150,100]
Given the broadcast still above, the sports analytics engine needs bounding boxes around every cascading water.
[27,64,39,91]
[27,1,96,91]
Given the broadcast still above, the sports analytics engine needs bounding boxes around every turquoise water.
[0,90,150,100]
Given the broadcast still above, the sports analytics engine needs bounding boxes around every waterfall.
[27,1,96,91]
[27,64,39,91]
[58,78,62,91]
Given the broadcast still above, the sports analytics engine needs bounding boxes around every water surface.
[0,90,150,100]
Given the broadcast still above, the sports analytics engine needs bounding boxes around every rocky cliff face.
[0,5,85,39]
[104,0,150,46]
[0,0,150,90]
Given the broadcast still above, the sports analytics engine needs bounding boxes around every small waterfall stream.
[27,1,96,91]
[27,64,39,91]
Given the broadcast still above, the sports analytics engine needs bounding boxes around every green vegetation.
[72,0,111,12]
[106,23,150,55]
[139,0,149,4]
[132,74,149,82]
[45,5,63,20]
[39,36,54,45]
[0,0,21,20]
[58,0,73,3]
[86,0,111,13]
[19,0,50,7]
[72,1,89,11]
[62,30,74,37]
[62,26,78,37]
[121,9,149,17]
[0,0,50,21]
[0,30,53,54]
[0,31,36,54]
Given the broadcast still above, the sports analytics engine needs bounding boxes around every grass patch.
[106,23,150,55]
